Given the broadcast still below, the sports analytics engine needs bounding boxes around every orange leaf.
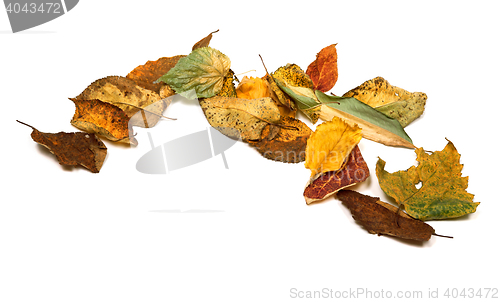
[306,44,338,92]
[126,55,185,93]
[250,116,312,163]
[69,98,136,145]
[236,76,271,100]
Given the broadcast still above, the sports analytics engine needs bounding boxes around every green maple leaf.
[156,47,231,99]
[376,140,479,220]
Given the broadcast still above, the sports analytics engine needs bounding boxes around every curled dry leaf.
[343,77,427,127]
[17,120,107,173]
[264,74,296,116]
[76,76,173,128]
[337,190,435,241]
[126,55,185,94]
[69,98,137,145]
[306,44,338,92]
[304,145,369,204]
[305,117,362,179]
[376,139,479,220]
[192,29,219,50]
[236,76,271,100]
[249,116,312,163]
[199,96,280,142]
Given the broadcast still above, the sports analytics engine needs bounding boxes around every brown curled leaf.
[76,76,173,128]
[249,116,312,163]
[17,120,107,173]
[336,190,435,241]
[126,55,185,94]
[69,98,137,145]
[304,145,369,204]
[192,29,219,50]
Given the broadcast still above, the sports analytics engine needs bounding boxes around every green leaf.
[315,90,415,148]
[376,140,480,220]
[156,47,231,99]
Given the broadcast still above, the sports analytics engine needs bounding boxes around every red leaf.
[304,145,369,204]
[306,44,338,92]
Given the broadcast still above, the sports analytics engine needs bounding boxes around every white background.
[1,1,499,301]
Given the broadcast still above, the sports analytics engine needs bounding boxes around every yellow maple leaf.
[305,117,362,178]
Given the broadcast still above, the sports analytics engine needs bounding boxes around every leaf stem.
[234,70,256,77]
[16,120,36,130]
[433,233,454,239]
[259,54,269,75]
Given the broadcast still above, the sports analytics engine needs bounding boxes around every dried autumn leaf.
[76,76,172,128]
[272,63,315,116]
[156,47,231,99]
[236,76,271,100]
[159,84,176,99]
[17,120,107,173]
[192,29,219,50]
[272,63,314,89]
[337,190,435,241]
[69,98,137,145]
[304,145,369,204]
[306,44,338,92]
[235,75,293,118]
[376,139,480,220]
[126,55,185,93]
[249,116,312,163]
[262,74,297,118]
[274,78,321,124]
[343,77,427,127]
[255,55,296,116]
[305,117,362,179]
[199,96,280,142]
[216,69,237,98]
[316,91,416,148]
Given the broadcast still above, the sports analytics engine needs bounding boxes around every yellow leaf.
[343,77,427,127]
[199,96,280,142]
[236,76,296,118]
[305,117,362,178]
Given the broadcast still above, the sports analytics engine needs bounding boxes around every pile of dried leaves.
[18,30,479,243]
